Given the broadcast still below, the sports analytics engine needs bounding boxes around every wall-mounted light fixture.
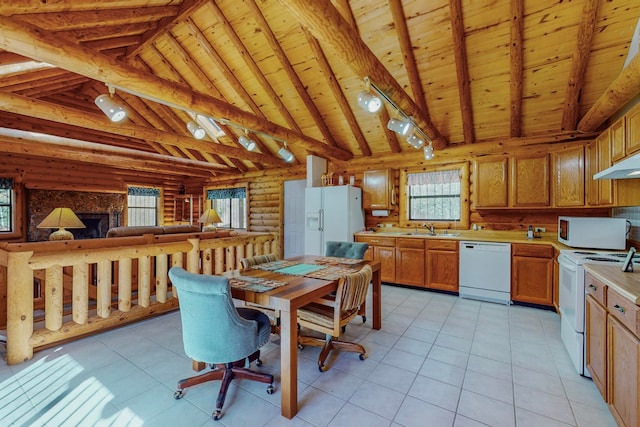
[186,120,206,139]
[359,77,434,160]
[95,85,127,122]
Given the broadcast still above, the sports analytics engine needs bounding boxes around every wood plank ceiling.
[0,0,638,178]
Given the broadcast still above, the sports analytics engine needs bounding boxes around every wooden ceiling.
[0,0,639,177]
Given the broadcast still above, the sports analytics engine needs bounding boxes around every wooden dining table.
[227,255,382,419]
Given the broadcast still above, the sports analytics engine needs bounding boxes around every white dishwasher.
[459,241,511,305]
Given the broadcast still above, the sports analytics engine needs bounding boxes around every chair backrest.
[168,267,261,364]
[337,264,373,313]
[325,241,369,259]
[240,253,277,268]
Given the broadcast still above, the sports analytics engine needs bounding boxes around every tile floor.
[0,285,618,427]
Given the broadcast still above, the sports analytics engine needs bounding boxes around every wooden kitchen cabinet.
[552,145,584,207]
[585,273,608,400]
[608,314,640,427]
[586,131,614,206]
[426,239,459,292]
[474,156,508,208]
[395,238,425,287]
[355,235,396,283]
[611,116,626,162]
[510,154,550,207]
[625,102,640,157]
[511,244,553,306]
[363,169,393,210]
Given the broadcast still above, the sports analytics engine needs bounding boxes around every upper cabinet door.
[625,103,640,157]
[474,156,508,208]
[510,153,550,207]
[363,169,393,210]
[553,145,585,207]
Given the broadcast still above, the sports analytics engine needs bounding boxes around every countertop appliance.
[304,185,365,256]
[459,241,511,305]
[558,216,627,250]
[558,249,640,377]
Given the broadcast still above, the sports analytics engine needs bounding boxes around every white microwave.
[558,216,627,250]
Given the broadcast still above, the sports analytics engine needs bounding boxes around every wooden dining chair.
[297,264,373,372]
[239,253,280,333]
[325,241,369,323]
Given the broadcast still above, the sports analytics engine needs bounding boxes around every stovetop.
[560,249,640,265]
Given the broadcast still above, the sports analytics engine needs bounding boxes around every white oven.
[558,249,640,377]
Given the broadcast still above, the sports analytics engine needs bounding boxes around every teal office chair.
[169,267,274,421]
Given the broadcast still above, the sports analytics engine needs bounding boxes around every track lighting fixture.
[423,143,434,160]
[278,145,294,163]
[186,121,206,139]
[357,91,383,113]
[238,135,257,151]
[94,86,126,122]
[387,118,414,136]
[406,132,424,149]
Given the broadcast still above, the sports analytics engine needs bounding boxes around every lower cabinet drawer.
[607,288,640,338]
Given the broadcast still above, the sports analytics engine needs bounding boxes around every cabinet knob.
[614,304,625,314]
[588,284,597,291]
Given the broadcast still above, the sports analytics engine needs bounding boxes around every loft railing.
[0,231,278,365]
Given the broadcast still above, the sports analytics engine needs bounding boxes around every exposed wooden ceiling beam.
[303,28,372,156]
[449,0,475,145]
[0,16,352,161]
[0,90,283,166]
[509,0,523,138]
[389,0,427,113]
[561,0,600,131]
[578,52,640,132]
[246,0,340,149]
[277,0,447,149]
[0,128,224,177]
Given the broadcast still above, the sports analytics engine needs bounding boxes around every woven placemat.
[228,275,287,293]
[275,263,327,276]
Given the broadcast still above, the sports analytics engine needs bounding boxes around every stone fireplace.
[28,190,125,241]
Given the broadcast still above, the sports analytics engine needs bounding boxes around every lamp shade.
[198,208,222,232]
[94,94,127,122]
[357,91,383,113]
[37,208,85,240]
[187,121,206,139]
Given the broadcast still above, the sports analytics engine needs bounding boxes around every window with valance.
[127,186,160,226]
[207,186,247,229]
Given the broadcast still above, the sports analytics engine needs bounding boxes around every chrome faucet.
[422,223,435,235]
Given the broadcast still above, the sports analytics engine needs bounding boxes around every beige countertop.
[355,229,568,249]
[583,263,640,305]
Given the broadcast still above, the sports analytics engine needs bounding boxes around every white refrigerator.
[304,185,365,256]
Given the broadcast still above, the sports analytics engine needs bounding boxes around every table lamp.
[198,208,222,232]
[37,207,86,241]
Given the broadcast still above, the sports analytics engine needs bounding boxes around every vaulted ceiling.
[0,0,639,178]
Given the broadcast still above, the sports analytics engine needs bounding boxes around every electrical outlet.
[535,227,546,233]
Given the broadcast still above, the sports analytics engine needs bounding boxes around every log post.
[156,254,168,302]
[118,258,132,312]
[6,251,35,365]
[214,248,224,274]
[72,262,88,324]
[202,248,213,275]
[96,259,112,318]
[138,255,151,308]
[187,238,200,273]
[44,265,63,331]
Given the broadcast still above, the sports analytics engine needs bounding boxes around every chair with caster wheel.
[324,241,369,324]
[169,267,275,421]
[296,264,373,372]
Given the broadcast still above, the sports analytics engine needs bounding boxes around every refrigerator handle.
[319,209,324,231]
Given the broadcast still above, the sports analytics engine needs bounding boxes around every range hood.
[594,152,640,179]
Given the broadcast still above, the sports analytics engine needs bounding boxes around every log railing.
[0,231,278,365]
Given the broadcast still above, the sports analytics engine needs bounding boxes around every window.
[207,187,247,229]
[400,163,469,229]
[127,186,160,226]
[408,170,461,221]
[0,178,13,232]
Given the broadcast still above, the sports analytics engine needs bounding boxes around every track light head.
[387,118,413,136]
[238,135,257,151]
[187,121,206,139]
[278,146,294,162]
[95,94,126,122]
[357,91,383,113]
